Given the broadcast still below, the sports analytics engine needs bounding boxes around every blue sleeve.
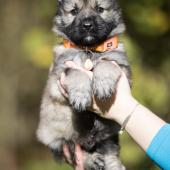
[146,124,170,170]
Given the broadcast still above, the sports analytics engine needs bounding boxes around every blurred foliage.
[0,0,169,170]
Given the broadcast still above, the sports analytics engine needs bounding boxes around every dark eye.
[70,8,79,16]
[96,7,104,13]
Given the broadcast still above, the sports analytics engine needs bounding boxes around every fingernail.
[65,61,76,68]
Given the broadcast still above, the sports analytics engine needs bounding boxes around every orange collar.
[64,36,118,52]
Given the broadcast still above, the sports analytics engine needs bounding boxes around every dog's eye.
[70,8,79,16]
[96,7,104,13]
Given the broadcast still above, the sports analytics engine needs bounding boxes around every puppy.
[37,0,131,169]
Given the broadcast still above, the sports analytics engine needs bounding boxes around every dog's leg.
[92,61,121,100]
[84,152,105,170]
[95,139,125,170]
[84,151,125,170]
[104,153,125,170]
[64,68,92,111]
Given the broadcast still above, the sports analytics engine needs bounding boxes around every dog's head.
[53,0,125,47]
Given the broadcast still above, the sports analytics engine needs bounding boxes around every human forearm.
[108,97,166,150]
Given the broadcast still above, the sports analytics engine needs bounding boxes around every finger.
[117,71,131,93]
[57,76,68,98]
[65,61,85,71]
[109,61,130,92]
[65,61,77,69]
[63,145,73,165]
[75,144,84,170]
[65,61,93,79]
[111,61,119,67]
[60,72,66,87]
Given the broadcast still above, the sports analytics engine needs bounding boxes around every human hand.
[59,61,137,123]
[63,144,85,170]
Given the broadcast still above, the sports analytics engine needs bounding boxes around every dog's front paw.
[84,153,105,170]
[64,69,92,111]
[93,61,121,100]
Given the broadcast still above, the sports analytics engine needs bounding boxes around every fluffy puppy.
[37,0,131,169]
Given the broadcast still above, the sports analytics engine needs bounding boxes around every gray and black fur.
[37,0,131,169]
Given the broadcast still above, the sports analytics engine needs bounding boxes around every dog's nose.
[83,20,94,31]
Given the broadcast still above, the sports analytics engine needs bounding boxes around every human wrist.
[107,96,138,125]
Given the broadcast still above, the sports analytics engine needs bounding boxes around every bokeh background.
[0,0,170,170]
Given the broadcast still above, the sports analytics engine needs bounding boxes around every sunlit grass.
[22,159,73,170]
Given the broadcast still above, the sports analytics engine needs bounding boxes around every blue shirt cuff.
[146,124,170,170]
